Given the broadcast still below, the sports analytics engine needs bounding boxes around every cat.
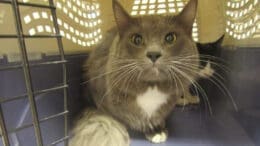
[70,0,199,145]
[176,35,225,106]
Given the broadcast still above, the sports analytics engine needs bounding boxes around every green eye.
[165,32,176,44]
[131,34,143,46]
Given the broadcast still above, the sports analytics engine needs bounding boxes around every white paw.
[188,95,200,104]
[145,131,168,143]
[199,62,214,78]
[176,97,189,106]
[176,93,200,106]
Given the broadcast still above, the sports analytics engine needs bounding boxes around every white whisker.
[97,66,136,106]
[81,62,138,85]
[169,64,213,115]
[173,63,238,111]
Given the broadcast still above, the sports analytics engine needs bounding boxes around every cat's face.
[111,0,199,83]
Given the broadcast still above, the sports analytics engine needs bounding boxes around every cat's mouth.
[151,67,160,76]
[141,65,168,82]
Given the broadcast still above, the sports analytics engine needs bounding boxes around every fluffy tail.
[69,109,130,146]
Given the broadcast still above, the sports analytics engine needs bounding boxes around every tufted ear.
[175,0,198,35]
[112,0,133,35]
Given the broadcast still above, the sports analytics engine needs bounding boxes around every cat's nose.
[146,51,162,63]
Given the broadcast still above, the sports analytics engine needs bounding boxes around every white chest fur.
[136,86,169,118]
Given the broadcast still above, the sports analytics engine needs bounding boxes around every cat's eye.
[165,32,176,44]
[131,34,143,46]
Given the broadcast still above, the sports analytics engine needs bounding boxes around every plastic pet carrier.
[0,0,259,146]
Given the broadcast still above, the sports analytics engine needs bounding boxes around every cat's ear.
[213,35,225,46]
[112,0,132,35]
[175,0,198,34]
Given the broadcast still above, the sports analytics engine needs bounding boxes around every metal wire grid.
[0,0,69,146]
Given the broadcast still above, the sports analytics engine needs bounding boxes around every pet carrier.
[0,0,259,146]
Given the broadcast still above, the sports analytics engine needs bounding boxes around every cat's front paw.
[176,96,190,106]
[188,95,200,104]
[199,62,214,78]
[176,95,200,106]
[145,130,168,143]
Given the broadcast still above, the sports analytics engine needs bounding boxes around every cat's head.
[196,35,224,56]
[196,35,224,67]
[111,0,199,83]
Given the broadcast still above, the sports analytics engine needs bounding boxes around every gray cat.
[70,0,199,145]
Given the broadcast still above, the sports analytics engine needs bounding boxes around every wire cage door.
[0,0,69,146]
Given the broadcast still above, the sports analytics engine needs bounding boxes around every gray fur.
[74,0,199,144]
[70,109,130,146]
